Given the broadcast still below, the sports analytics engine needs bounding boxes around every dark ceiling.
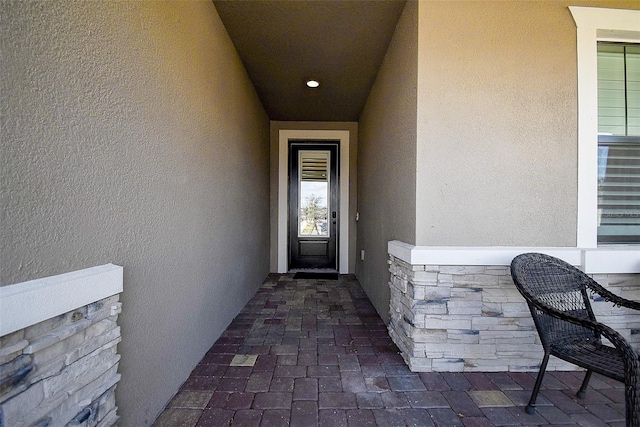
[213,0,407,122]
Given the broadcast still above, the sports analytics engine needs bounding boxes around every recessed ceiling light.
[306,80,320,88]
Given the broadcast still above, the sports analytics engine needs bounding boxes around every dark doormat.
[293,272,339,280]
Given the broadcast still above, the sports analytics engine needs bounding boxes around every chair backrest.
[511,253,599,348]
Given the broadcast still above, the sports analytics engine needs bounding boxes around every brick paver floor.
[152,274,627,426]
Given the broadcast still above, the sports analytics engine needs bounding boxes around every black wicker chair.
[510,253,640,426]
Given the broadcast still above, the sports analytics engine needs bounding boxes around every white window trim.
[278,130,350,274]
[569,6,640,248]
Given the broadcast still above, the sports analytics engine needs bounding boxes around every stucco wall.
[1,2,269,426]
[269,121,358,274]
[357,1,418,323]
[415,0,639,246]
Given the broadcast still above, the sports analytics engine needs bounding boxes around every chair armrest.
[529,297,639,365]
[584,277,640,311]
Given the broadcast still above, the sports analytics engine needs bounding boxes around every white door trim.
[278,129,350,273]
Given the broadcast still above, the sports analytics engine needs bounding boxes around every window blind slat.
[597,43,640,243]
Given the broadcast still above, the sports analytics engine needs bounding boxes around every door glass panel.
[298,151,329,237]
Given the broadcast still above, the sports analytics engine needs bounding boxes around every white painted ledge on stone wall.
[0,264,123,337]
[388,241,640,274]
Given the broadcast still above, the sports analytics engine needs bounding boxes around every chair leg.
[624,381,639,427]
[576,370,592,399]
[526,353,550,415]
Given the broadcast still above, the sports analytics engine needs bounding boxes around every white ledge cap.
[0,264,123,337]
[388,241,640,274]
[388,241,580,266]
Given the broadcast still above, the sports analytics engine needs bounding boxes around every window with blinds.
[597,43,640,243]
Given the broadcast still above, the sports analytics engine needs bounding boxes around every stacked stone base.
[0,295,122,427]
[388,255,640,372]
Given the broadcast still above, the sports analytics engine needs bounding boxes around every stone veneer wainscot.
[387,241,640,372]
[0,265,123,427]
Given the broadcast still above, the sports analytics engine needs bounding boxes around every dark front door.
[289,142,339,270]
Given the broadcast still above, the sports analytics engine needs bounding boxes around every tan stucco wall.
[357,1,418,322]
[269,121,358,273]
[415,0,639,246]
[1,2,270,425]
